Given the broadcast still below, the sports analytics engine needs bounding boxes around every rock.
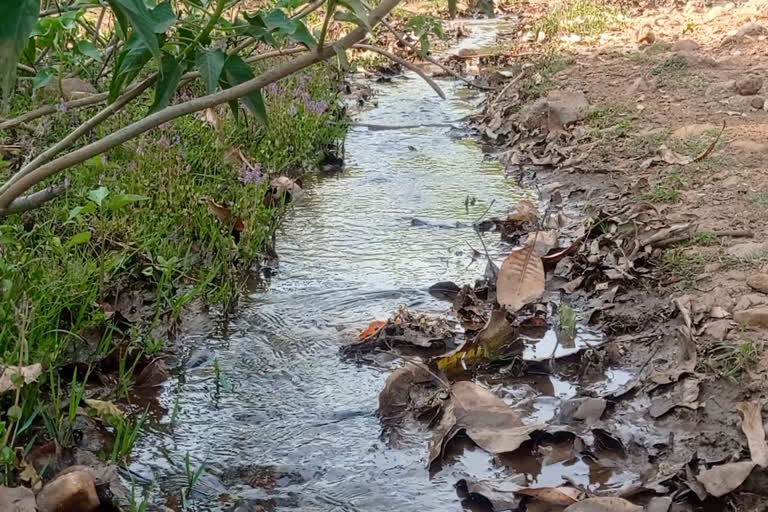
[734,308,768,328]
[676,51,717,67]
[0,486,36,511]
[726,242,768,259]
[36,471,100,512]
[705,80,735,98]
[704,5,723,22]
[671,39,699,52]
[729,139,768,153]
[735,294,768,311]
[722,175,741,188]
[672,123,718,139]
[518,90,589,131]
[735,77,763,96]
[751,97,766,109]
[705,320,732,341]
[747,274,768,294]
[722,22,767,45]
[629,77,656,95]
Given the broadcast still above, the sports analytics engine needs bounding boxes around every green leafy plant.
[110,409,147,463]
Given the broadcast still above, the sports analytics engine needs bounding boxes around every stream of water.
[130,22,627,511]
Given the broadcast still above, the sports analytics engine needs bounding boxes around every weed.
[586,104,635,139]
[649,54,688,77]
[110,409,147,464]
[687,232,719,246]
[519,56,568,100]
[643,184,681,203]
[700,338,759,380]
[559,304,576,338]
[183,453,206,500]
[631,129,670,155]
[129,485,150,512]
[724,249,768,268]
[660,248,709,286]
[532,0,623,39]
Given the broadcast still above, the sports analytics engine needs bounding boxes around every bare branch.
[352,44,446,99]
[0,0,404,214]
[379,19,495,91]
[7,181,69,214]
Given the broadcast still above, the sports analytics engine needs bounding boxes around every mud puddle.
[127,21,644,511]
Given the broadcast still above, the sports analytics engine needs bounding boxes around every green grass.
[643,168,686,203]
[686,232,719,246]
[559,304,576,338]
[648,54,711,91]
[700,338,759,381]
[750,191,768,208]
[531,0,623,39]
[660,248,710,286]
[631,129,670,155]
[586,104,635,139]
[724,249,768,268]
[519,56,568,100]
[0,63,343,484]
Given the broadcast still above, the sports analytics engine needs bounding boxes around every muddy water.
[130,22,625,511]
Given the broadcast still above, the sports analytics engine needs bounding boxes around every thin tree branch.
[39,3,106,17]
[7,181,69,214]
[379,18,495,91]
[353,44,446,99]
[0,0,404,214]
[16,63,35,75]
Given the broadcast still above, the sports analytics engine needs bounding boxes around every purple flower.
[265,82,283,95]
[297,74,308,87]
[56,101,68,113]
[305,99,328,114]
[158,135,169,148]
[101,154,108,165]
[171,134,181,146]
[127,161,137,171]
[288,104,297,115]
[238,163,264,185]
[185,164,192,173]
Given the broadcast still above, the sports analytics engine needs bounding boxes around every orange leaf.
[207,199,231,223]
[359,320,386,340]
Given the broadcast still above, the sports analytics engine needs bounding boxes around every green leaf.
[68,202,97,220]
[195,48,226,95]
[88,186,109,206]
[106,193,150,210]
[149,1,176,33]
[333,44,349,70]
[112,0,161,61]
[221,56,267,124]
[106,0,129,38]
[108,32,151,102]
[262,9,292,31]
[65,230,92,248]
[290,21,316,49]
[0,0,39,110]
[148,53,182,114]
[77,40,101,59]
[336,0,370,29]
[32,67,56,90]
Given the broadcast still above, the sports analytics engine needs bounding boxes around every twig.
[380,18,495,91]
[474,198,495,224]
[473,226,497,280]
[16,63,35,75]
[93,7,107,45]
[7,181,70,214]
[491,69,527,108]
[653,229,753,249]
[352,44,446,99]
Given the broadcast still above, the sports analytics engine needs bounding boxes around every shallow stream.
[130,21,635,511]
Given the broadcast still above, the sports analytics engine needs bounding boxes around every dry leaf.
[134,359,169,389]
[359,320,386,340]
[0,364,42,394]
[507,199,538,223]
[497,247,545,312]
[85,399,124,420]
[378,364,436,422]
[524,230,559,256]
[516,486,582,505]
[269,176,304,203]
[563,497,642,512]
[737,401,768,467]
[204,108,225,139]
[206,199,231,223]
[696,461,755,497]
[458,477,526,511]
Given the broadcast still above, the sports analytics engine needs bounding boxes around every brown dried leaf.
[458,477,525,511]
[270,176,304,203]
[524,230,559,256]
[516,486,582,505]
[379,364,436,422]
[737,401,768,467]
[497,247,545,312]
[507,199,538,223]
[206,199,231,223]
[563,497,642,512]
[134,359,169,389]
[436,310,517,371]
[451,381,542,454]
[0,364,42,394]
[696,461,755,497]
